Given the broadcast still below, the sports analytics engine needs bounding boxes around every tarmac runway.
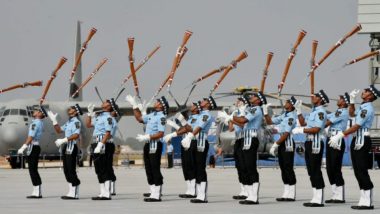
[0,166,378,213]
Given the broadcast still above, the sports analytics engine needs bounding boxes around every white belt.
[355,128,370,150]
[243,129,257,150]
[196,132,208,152]
[281,133,293,152]
[306,133,323,154]
[236,131,244,140]
[32,141,39,146]
[149,140,159,154]
[95,135,114,143]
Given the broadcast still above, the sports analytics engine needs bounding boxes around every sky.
[0,0,375,137]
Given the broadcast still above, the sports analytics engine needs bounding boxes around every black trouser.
[167,153,173,168]
[143,141,163,186]
[278,143,296,185]
[234,139,244,183]
[351,136,374,190]
[241,138,259,185]
[304,141,325,189]
[194,141,209,183]
[93,143,115,183]
[326,138,345,186]
[181,140,196,180]
[27,145,41,186]
[62,144,80,186]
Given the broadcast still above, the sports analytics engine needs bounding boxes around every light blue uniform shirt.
[92,112,113,136]
[196,110,213,133]
[327,108,349,131]
[244,106,263,130]
[355,102,374,129]
[28,119,44,141]
[61,117,81,143]
[143,111,166,135]
[188,114,200,130]
[271,110,297,133]
[110,117,118,137]
[234,109,244,135]
[306,105,327,134]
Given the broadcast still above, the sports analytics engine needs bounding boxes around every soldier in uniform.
[163,101,202,199]
[86,99,117,200]
[329,85,379,210]
[126,95,169,202]
[292,90,329,207]
[324,93,350,204]
[18,106,47,199]
[180,96,217,203]
[222,92,265,205]
[47,104,83,200]
[263,96,298,202]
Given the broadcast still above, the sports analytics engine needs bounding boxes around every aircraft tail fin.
[69,21,83,101]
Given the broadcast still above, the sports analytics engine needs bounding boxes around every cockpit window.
[10,109,18,115]
[20,109,27,116]
[3,109,10,116]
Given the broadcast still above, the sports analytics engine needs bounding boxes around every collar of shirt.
[360,102,372,109]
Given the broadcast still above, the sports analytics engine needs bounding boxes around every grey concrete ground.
[0,166,379,214]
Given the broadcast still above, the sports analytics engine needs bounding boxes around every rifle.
[345,49,380,66]
[71,58,108,98]
[40,57,67,105]
[127,37,140,98]
[278,30,307,95]
[303,24,362,81]
[210,51,248,95]
[260,52,274,93]
[70,27,97,81]
[0,81,42,94]
[310,40,318,98]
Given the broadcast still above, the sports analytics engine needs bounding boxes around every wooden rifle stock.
[346,50,380,65]
[128,37,140,98]
[70,27,97,81]
[193,66,227,84]
[310,40,318,98]
[309,24,361,76]
[260,52,274,93]
[0,80,43,94]
[210,51,248,94]
[278,30,307,93]
[71,58,108,98]
[40,57,67,104]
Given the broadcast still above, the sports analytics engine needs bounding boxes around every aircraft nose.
[0,127,20,146]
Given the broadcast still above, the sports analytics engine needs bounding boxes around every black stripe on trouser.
[241,137,259,185]
[27,145,42,186]
[304,141,325,189]
[94,143,115,183]
[62,144,81,186]
[350,136,374,190]
[181,140,197,180]
[234,138,244,183]
[144,141,163,186]
[278,142,296,185]
[195,141,209,183]
[325,138,345,186]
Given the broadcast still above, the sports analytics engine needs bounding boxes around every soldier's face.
[236,100,244,107]
[250,96,260,105]
[200,100,210,109]
[312,95,321,105]
[362,89,374,100]
[284,100,292,110]
[68,108,77,117]
[102,101,112,112]
[337,97,345,106]
[34,110,43,119]
[190,104,197,113]
[154,101,163,111]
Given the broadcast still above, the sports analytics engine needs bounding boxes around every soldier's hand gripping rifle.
[128,37,141,99]
[40,57,67,105]
[277,30,307,95]
[301,24,362,83]
[70,27,97,82]
[310,40,318,100]
[210,51,248,95]
[71,58,108,98]
[0,80,43,94]
[260,52,274,93]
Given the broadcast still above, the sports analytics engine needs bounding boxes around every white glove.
[94,142,104,154]
[47,110,58,125]
[328,132,344,150]
[294,100,302,115]
[55,138,68,148]
[181,133,194,149]
[175,112,187,126]
[18,144,28,154]
[262,103,272,115]
[136,134,150,143]
[292,127,304,135]
[126,94,139,109]
[87,103,95,117]
[270,143,279,156]
[349,89,360,104]
[163,132,177,143]
[167,120,180,130]
[140,100,149,116]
